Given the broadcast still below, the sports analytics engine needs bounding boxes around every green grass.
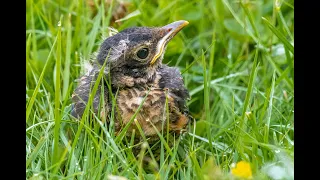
[26,0,294,179]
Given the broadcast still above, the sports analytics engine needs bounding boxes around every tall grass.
[26,0,294,179]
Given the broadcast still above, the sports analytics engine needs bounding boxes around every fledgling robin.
[71,20,191,147]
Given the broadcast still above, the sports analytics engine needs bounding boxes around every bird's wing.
[71,65,109,119]
[158,65,190,114]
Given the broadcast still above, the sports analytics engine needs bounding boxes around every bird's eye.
[136,48,149,59]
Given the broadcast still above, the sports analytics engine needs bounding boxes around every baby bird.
[71,20,191,145]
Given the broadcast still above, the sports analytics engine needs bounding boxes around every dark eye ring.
[137,48,149,59]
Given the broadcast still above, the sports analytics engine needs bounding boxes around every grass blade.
[190,152,204,180]
[26,34,57,122]
[240,2,260,38]
[202,50,214,153]
[278,11,294,42]
[30,0,38,60]
[86,12,102,59]
[262,17,294,53]
[222,0,259,44]
[190,71,248,96]
[236,47,259,160]
[26,137,46,168]
[52,18,63,173]
[62,13,72,100]
[264,71,276,144]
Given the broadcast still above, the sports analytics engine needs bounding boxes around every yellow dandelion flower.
[231,161,252,179]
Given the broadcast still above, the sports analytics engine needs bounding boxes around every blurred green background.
[26,0,294,179]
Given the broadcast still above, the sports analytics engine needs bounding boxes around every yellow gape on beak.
[150,20,189,65]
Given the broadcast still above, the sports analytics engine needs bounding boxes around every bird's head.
[96,20,189,86]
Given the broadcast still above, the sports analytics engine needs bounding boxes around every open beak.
[150,20,189,65]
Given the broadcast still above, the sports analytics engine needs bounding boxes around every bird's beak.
[150,20,189,65]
